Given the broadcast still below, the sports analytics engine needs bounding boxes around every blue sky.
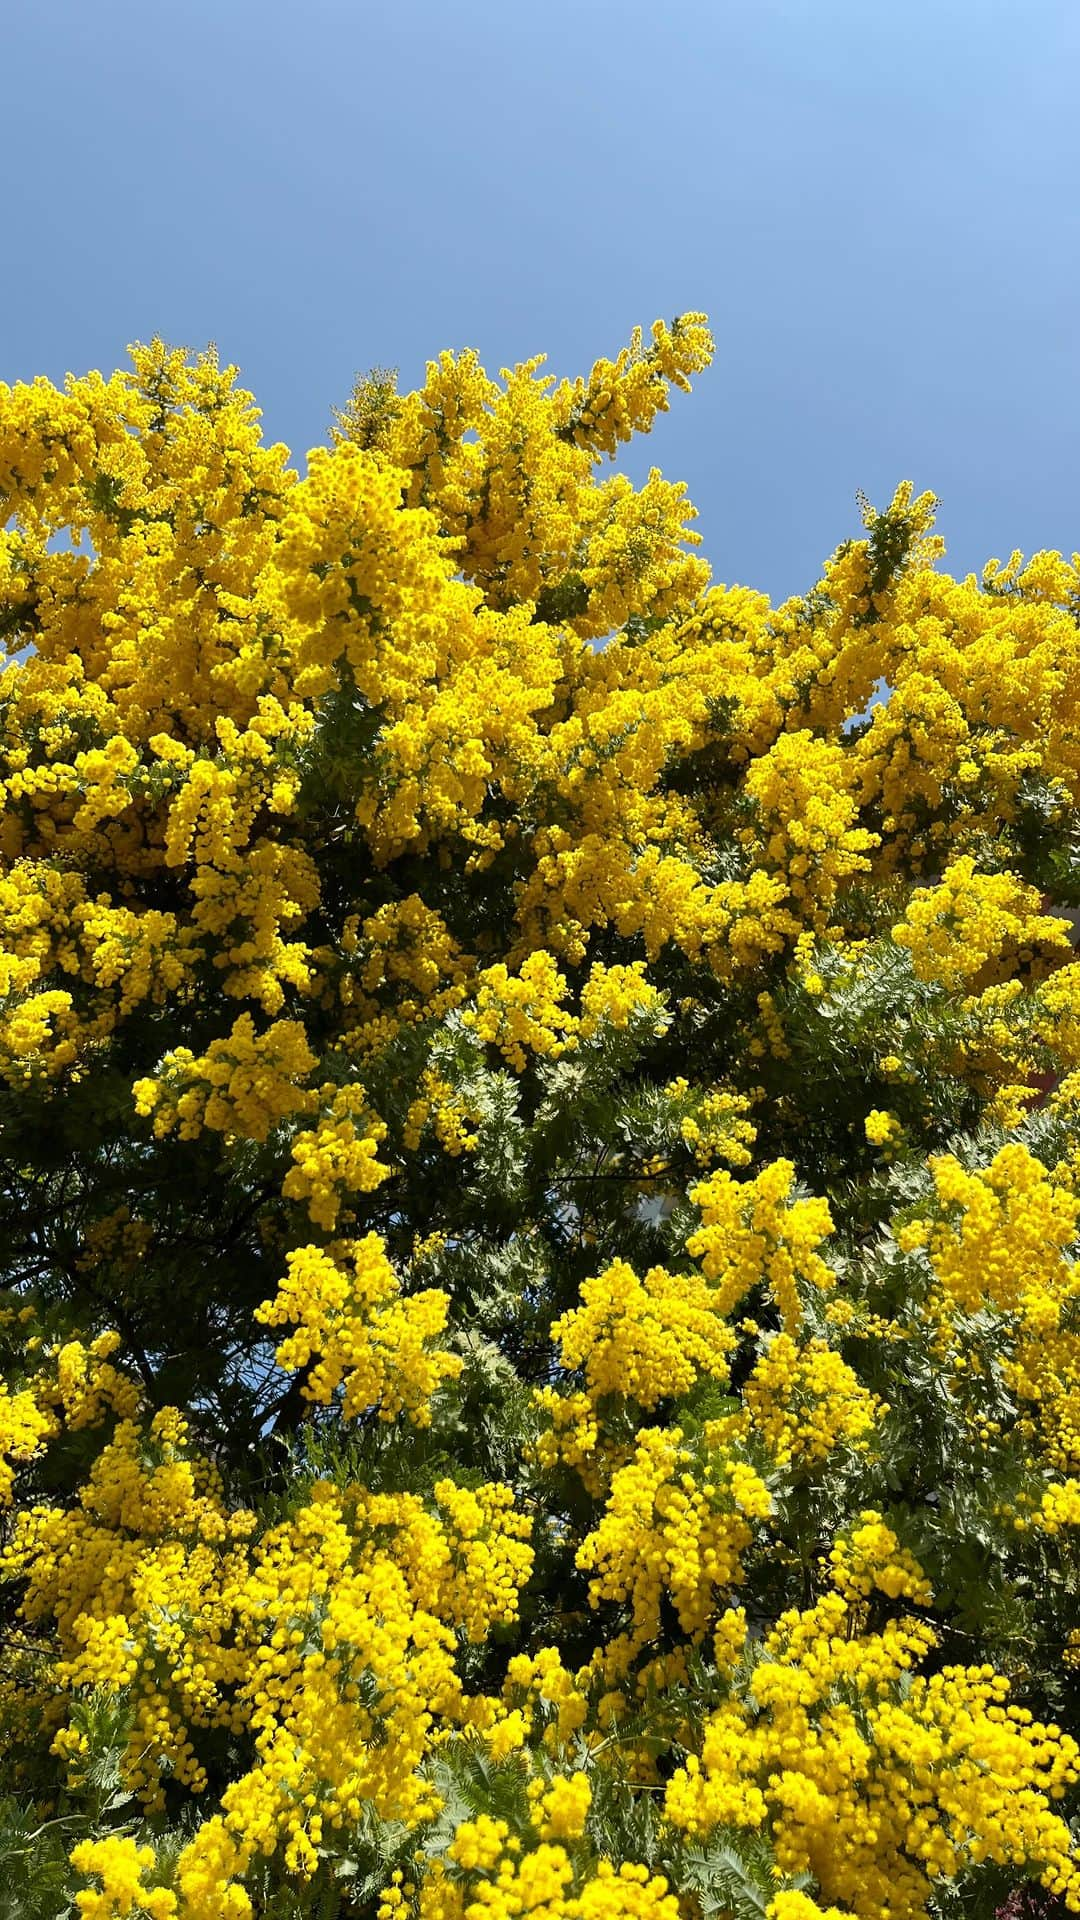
[5,0,1079,602]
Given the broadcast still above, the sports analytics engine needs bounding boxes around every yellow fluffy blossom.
[0,1383,54,1503]
[576,1425,771,1649]
[528,1769,592,1840]
[255,1234,461,1424]
[827,1512,933,1607]
[891,856,1071,989]
[745,1334,882,1467]
[551,1258,735,1408]
[667,1588,1080,1917]
[864,1107,902,1148]
[666,1077,758,1166]
[280,1083,392,1229]
[71,1837,178,1920]
[461,951,579,1071]
[744,731,878,921]
[133,1015,318,1144]
[687,1160,836,1329]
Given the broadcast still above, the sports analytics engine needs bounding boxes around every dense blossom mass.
[4,317,1080,1918]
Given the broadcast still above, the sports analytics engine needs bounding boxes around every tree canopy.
[4,318,1080,1920]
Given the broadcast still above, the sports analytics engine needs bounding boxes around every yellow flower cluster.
[922,1142,1080,1317]
[528,1768,592,1840]
[42,1329,141,1430]
[255,1234,461,1425]
[891,857,1071,989]
[687,1160,836,1329]
[744,731,878,920]
[666,1077,757,1166]
[458,953,668,1076]
[71,1837,177,1920]
[280,1083,392,1229]
[530,1387,610,1497]
[577,959,666,1039]
[133,1014,317,1142]
[154,1481,467,1895]
[744,1335,882,1467]
[906,1144,1080,1480]
[5,1406,251,1805]
[462,952,578,1071]
[864,1107,902,1148]
[403,1066,482,1156]
[0,1382,53,1503]
[503,1644,589,1746]
[666,1573,1080,1918]
[576,1424,771,1651]
[356,894,470,999]
[827,1511,933,1606]
[409,1848,681,1920]
[135,1021,392,1226]
[338,315,713,642]
[551,1258,735,1408]
[551,314,714,458]
[767,1895,854,1920]
[429,1478,535,1642]
[25,1427,539,1912]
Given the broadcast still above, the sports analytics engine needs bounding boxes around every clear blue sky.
[5,0,1079,602]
